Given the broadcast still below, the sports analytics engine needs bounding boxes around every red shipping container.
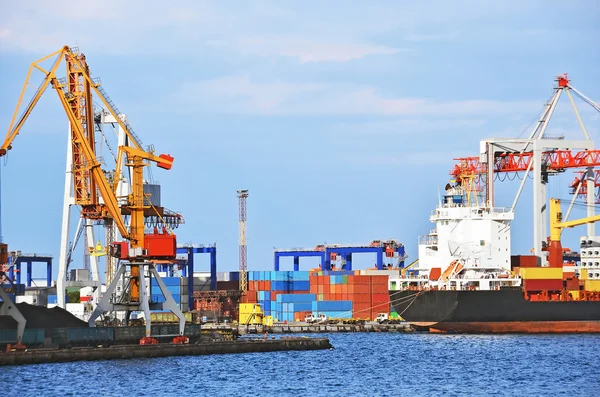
[565,278,580,290]
[264,281,271,290]
[241,290,257,303]
[518,255,538,268]
[523,279,563,291]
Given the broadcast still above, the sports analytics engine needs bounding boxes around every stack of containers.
[244,269,394,321]
[275,293,316,322]
[519,267,563,291]
[216,271,240,291]
[369,274,390,319]
[150,277,183,310]
[307,270,391,320]
[249,270,312,318]
[312,300,352,319]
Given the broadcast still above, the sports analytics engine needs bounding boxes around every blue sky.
[0,1,598,280]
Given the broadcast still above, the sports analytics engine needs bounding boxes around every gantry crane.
[449,74,599,265]
[0,46,187,342]
[549,198,600,267]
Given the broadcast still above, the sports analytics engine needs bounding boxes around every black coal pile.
[0,302,87,329]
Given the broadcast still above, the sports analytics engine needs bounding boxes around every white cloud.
[335,118,487,135]
[0,1,556,58]
[353,151,465,167]
[171,76,541,116]
[236,37,405,63]
[405,31,459,41]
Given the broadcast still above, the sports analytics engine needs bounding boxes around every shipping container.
[314,311,352,319]
[522,279,564,291]
[511,255,538,269]
[114,326,146,342]
[67,327,114,345]
[584,279,600,292]
[519,267,563,280]
[312,300,352,312]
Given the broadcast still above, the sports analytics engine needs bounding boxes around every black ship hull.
[389,288,600,333]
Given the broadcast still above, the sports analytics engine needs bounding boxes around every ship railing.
[418,235,438,245]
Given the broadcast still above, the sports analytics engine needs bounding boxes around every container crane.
[0,46,187,342]
[549,198,600,268]
[450,74,599,266]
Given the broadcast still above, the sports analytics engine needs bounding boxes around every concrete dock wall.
[0,338,332,366]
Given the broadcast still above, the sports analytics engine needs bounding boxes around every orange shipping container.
[563,272,575,280]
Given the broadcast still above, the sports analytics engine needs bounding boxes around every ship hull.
[389,288,600,333]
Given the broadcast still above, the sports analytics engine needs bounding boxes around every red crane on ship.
[449,74,600,267]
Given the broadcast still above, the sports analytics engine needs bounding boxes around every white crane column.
[57,130,75,308]
[587,167,595,236]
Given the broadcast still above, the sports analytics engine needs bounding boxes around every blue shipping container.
[276,294,316,303]
[291,281,310,291]
[312,300,353,312]
[313,311,352,319]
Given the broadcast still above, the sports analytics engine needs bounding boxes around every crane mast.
[66,52,100,217]
[238,190,249,294]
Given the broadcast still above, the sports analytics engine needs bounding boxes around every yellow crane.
[549,198,600,268]
[1,46,187,341]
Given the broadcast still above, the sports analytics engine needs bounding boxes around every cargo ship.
[388,178,600,333]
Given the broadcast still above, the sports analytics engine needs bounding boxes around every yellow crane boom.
[548,198,600,267]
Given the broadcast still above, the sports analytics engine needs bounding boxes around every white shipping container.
[16,295,35,304]
[359,270,401,276]
[66,302,85,315]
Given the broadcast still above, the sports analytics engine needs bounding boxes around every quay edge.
[0,338,333,366]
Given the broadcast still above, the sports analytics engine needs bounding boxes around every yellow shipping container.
[519,267,563,280]
[584,280,600,292]
[239,303,261,314]
[239,303,264,325]
[580,269,588,280]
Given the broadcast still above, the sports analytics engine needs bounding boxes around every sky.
[0,0,598,281]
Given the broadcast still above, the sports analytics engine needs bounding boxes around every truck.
[305,313,327,324]
[375,313,389,324]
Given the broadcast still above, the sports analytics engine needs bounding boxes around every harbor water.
[5,333,599,396]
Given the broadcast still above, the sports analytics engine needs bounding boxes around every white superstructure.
[390,184,521,291]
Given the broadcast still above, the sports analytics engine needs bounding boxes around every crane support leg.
[88,262,185,336]
[148,266,185,336]
[88,264,127,327]
[0,287,26,342]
